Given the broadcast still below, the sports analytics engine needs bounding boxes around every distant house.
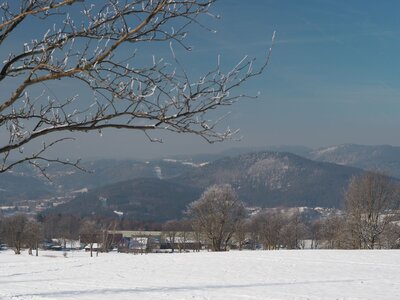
[129,237,148,253]
[84,243,102,252]
[80,233,123,252]
[118,237,158,254]
[161,237,202,252]
[112,230,204,253]
[113,230,162,239]
[42,238,85,251]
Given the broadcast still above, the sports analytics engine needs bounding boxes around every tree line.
[1,172,400,255]
[186,172,400,251]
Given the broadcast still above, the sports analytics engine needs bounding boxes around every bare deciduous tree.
[255,211,285,250]
[192,225,202,252]
[24,220,42,256]
[0,215,3,244]
[309,219,322,249]
[0,0,273,174]
[41,213,81,250]
[251,209,309,250]
[58,214,81,249]
[318,215,344,249]
[80,220,99,257]
[100,220,118,253]
[233,218,248,250]
[246,216,261,250]
[1,214,28,254]
[279,211,308,250]
[345,172,400,249]
[187,184,246,251]
[162,219,180,253]
[175,219,192,253]
[380,222,400,249]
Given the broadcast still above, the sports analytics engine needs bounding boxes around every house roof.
[84,243,102,249]
[113,230,162,238]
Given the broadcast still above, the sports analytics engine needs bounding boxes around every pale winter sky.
[7,0,400,159]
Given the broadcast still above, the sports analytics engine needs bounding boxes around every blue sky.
[5,0,400,159]
[187,0,400,154]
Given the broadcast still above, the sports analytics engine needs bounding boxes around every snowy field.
[1,250,400,300]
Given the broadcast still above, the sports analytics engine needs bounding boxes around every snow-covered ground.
[1,249,400,299]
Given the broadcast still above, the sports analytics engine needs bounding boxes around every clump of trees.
[0,213,119,256]
[0,214,42,255]
[183,173,400,251]
[301,173,400,249]
[41,214,81,249]
[161,219,193,252]
[245,209,310,250]
[344,172,399,249]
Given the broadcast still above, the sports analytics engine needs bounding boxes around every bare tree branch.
[0,0,273,172]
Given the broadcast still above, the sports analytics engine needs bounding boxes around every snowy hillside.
[1,250,400,299]
[181,151,363,208]
[308,144,400,178]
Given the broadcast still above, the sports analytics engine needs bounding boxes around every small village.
[45,230,203,255]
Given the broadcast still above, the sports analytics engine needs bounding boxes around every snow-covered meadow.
[1,250,400,299]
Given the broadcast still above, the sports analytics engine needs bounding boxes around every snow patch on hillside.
[163,158,208,168]
[154,166,162,179]
[313,145,339,156]
[71,187,88,194]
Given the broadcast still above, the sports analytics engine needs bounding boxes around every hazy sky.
[7,0,400,160]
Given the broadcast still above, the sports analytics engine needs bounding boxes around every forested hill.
[5,145,400,221]
[48,151,364,221]
[178,151,363,208]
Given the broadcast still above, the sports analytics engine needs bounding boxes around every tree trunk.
[16,240,21,254]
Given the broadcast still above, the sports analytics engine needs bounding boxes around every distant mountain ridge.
[3,144,400,219]
[179,151,363,208]
[307,144,400,178]
[50,151,364,221]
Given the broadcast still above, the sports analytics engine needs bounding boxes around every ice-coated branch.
[0,0,273,173]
